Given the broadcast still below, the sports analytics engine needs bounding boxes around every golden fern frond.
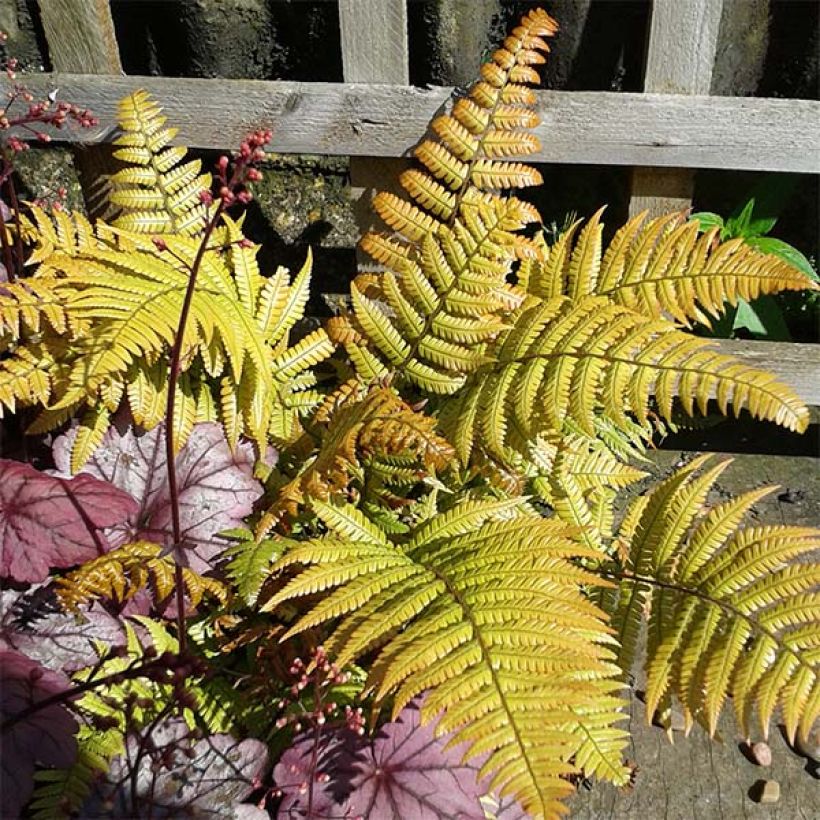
[331,10,555,392]
[263,498,629,818]
[607,457,820,742]
[110,89,212,235]
[256,383,454,533]
[530,433,647,555]
[2,192,329,462]
[439,294,809,465]
[521,210,817,324]
[56,541,228,611]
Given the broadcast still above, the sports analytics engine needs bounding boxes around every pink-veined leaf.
[0,588,124,674]
[94,718,268,817]
[0,650,78,818]
[275,700,492,820]
[0,459,138,583]
[52,422,263,573]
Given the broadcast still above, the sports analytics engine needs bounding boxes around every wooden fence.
[5,0,820,407]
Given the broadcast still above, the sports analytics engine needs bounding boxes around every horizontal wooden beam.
[714,340,820,407]
[3,74,818,173]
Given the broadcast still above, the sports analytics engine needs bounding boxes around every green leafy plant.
[691,179,819,340]
[0,8,818,820]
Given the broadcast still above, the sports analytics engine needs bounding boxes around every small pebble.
[668,705,686,733]
[749,741,772,766]
[794,727,820,763]
[751,779,780,804]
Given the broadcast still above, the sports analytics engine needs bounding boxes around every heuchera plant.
[0,9,818,820]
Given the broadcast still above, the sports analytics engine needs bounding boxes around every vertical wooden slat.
[37,0,122,218]
[629,0,723,218]
[338,0,410,259]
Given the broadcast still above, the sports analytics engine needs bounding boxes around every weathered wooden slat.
[339,0,408,85]
[338,0,409,261]
[629,0,724,218]
[3,75,817,173]
[714,340,820,406]
[36,0,122,219]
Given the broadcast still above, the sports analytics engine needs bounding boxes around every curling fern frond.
[606,457,820,742]
[257,382,455,532]
[55,541,228,611]
[263,498,629,818]
[110,89,212,235]
[518,210,818,325]
[223,531,286,605]
[439,294,809,466]
[329,9,557,393]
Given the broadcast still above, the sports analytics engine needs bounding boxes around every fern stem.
[6,176,24,280]
[163,201,225,653]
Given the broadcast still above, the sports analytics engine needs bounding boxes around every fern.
[328,8,556,392]
[109,89,212,235]
[256,381,455,532]
[0,92,332,468]
[438,294,810,467]
[263,498,630,816]
[518,209,818,325]
[605,457,819,742]
[55,541,228,611]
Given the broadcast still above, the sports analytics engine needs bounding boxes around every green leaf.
[747,237,819,282]
[689,211,724,233]
[733,296,791,341]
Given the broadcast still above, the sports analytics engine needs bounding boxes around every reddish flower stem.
[163,201,226,653]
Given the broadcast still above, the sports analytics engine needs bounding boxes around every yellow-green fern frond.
[29,727,122,820]
[439,294,809,465]
[2,196,329,462]
[530,433,647,555]
[56,541,228,611]
[110,89,212,235]
[263,498,628,818]
[606,457,820,741]
[521,210,817,325]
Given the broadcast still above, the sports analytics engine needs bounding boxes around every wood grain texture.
[339,0,408,85]
[630,0,724,218]
[37,0,122,74]
[715,340,820,407]
[644,0,723,95]
[36,0,122,219]
[4,74,817,173]
[338,0,409,261]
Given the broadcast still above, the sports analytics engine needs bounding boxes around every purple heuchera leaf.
[96,718,268,817]
[0,649,79,817]
[275,700,487,820]
[0,459,139,582]
[52,422,263,573]
[1,589,124,674]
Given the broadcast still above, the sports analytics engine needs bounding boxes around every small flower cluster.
[1,88,98,153]
[273,645,364,736]
[202,128,272,208]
